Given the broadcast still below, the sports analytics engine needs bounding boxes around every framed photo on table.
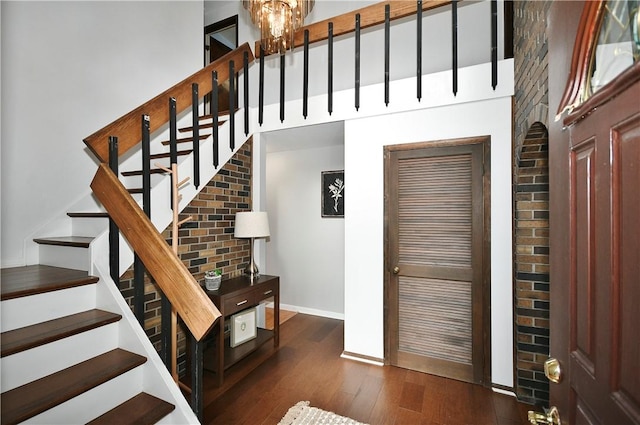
[321,170,344,218]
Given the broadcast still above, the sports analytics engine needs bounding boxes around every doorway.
[384,136,491,385]
[204,16,238,115]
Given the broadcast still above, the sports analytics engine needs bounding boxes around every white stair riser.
[71,217,109,237]
[38,244,91,271]
[1,322,120,391]
[1,284,96,332]
[22,365,144,425]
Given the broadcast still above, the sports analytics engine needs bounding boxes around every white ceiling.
[264,121,344,153]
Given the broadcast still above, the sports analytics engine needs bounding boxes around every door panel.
[385,138,489,385]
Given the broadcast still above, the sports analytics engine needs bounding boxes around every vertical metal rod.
[355,14,361,111]
[243,51,249,135]
[452,0,458,96]
[169,98,177,210]
[303,30,309,119]
[417,0,423,101]
[259,45,264,126]
[385,4,390,106]
[229,60,235,151]
[161,295,171,369]
[134,116,151,327]
[212,71,219,168]
[280,54,285,122]
[191,84,200,189]
[328,22,333,115]
[108,136,119,288]
[491,0,498,90]
[190,334,204,421]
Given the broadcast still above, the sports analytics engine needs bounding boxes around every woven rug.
[278,401,369,425]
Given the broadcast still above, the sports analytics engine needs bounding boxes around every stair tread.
[0,348,146,425]
[33,236,93,248]
[0,265,98,301]
[67,212,109,218]
[159,133,210,146]
[121,168,167,177]
[87,392,175,425]
[149,149,192,160]
[1,309,122,357]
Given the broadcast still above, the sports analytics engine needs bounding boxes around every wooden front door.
[384,137,490,385]
[548,1,640,424]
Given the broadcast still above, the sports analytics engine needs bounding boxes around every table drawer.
[258,281,277,299]
[223,292,256,316]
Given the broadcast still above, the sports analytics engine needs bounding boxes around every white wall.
[1,1,204,267]
[265,140,345,318]
[343,97,514,388]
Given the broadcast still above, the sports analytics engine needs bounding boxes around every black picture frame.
[321,170,345,217]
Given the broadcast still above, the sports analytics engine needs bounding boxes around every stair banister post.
[243,51,249,136]
[192,83,200,189]
[212,71,219,168]
[229,60,236,151]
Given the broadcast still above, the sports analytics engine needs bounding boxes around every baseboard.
[270,303,344,321]
[340,351,384,366]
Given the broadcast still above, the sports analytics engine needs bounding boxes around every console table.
[204,274,279,386]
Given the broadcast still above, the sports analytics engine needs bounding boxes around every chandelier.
[243,0,314,55]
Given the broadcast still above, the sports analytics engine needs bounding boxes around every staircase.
[0,264,198,424]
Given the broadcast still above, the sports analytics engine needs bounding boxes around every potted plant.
[204,269,222,291]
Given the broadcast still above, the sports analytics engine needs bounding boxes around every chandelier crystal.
[243,0,314,55]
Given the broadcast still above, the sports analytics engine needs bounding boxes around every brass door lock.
[528,406,561,425]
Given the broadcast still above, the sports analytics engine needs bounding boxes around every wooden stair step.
[0,348,147,425]
[33,236,93,248]
[67,212,109,218]
[0,265,98,301]
[86,392,175,425]
[121,168,167,177]
[149,149,192,160]
[179,120,226,132]
[159,133,210,146]
[1,309,122,357]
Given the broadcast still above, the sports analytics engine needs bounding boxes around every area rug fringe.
[278,401,369,425]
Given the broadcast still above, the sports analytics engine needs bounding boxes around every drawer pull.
[236,300,248,306]
[264,290,273,295]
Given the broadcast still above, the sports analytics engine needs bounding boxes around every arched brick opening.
[514,121,550,406]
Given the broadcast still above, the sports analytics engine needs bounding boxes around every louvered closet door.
[386,139,487,384]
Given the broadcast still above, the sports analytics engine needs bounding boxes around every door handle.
[544,357,562,383]
[528,406,561,425]
[393,266,400,274]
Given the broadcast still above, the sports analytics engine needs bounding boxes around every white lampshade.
[234,211,270,238]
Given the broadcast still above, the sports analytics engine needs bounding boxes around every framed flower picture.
[321,170,344,218]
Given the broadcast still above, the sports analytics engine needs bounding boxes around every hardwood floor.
[202,314,532,425]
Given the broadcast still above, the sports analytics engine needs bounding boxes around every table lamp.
[234,211,270,281]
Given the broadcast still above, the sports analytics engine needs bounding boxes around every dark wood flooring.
[202,313,532,425]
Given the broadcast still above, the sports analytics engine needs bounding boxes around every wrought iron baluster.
[385,4,390,106]
[229,60,235,151]
[169,97,177,209]
[452,0,458,96]
[355,14,361,111]
[244,51,249,136]
[191,84,200,189]
[108,136,119,288]
[212,71,219,168]
[280,54,285,122]
[491,0,498,90]
[259,45,265,126]
[190,334,204,421]
[328,22,333,115]
[417,0,423,101]
[303,30,309,119]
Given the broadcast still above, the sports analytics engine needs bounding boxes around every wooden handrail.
[256,0,453,58]
[91,163,220,341]
[84,43,254,163]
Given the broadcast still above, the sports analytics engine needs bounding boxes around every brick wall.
[513,1,552,406]
[119,139,253,376]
